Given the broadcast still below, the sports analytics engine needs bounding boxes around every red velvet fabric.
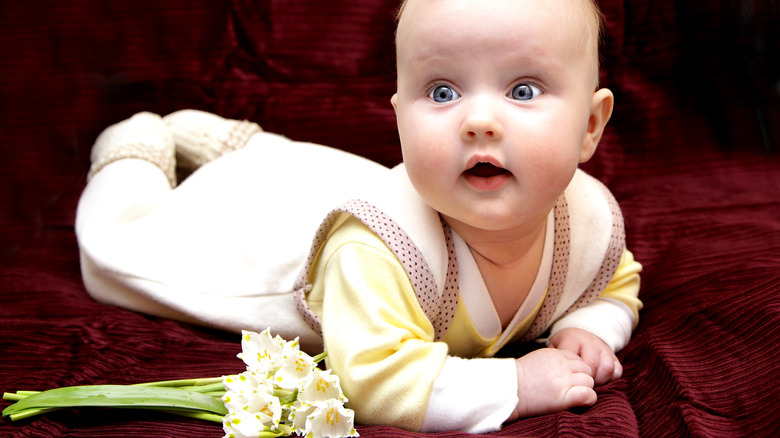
[1,1,779,437]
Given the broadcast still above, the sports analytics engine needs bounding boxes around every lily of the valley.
[222,329,358,438]
[2,328,356,438]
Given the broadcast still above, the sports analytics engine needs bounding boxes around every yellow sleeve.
[314,217,448,431]
[598,247,643,326]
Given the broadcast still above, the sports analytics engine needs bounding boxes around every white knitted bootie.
[162,109,262,171]
[88,112,177,187]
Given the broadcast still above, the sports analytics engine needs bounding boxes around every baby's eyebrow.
[401,44,450,66]
[399,52,457,82]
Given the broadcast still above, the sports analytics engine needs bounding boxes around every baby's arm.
[423,348,596,430]
[316,219,598,432]
[547,248,642,384]
[320,240,462,430]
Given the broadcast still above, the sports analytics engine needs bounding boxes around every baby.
[77,0,641,434]
[299,0,641,431]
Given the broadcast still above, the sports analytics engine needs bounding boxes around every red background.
[1,1,779,436]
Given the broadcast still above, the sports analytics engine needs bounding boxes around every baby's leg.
[79,112,176,236]
[76,112,180,319]
[76,110,265,321]
[76,110,279,336]
[76,110,388,349]
[163,109,262,173]
[81,109,262,222]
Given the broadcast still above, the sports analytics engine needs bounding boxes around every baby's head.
[395,0,604,88]
[391,0,614,234]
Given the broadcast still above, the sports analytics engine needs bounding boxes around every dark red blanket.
[2,1,779,437]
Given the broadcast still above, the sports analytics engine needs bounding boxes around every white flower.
[298,369,347,405]
[222,370,282,431]
[303,399,359,438]
[244,391,283,429]
[222,371,274,412]
[223,370,274,395]
[222,408,269,438]
[224,329,356,438]
[237,329,288,373]
[291,370,354,437]
[274,349,315,390]
[289,401,316,435]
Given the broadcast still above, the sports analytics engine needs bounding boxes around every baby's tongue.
[467,163,508,178]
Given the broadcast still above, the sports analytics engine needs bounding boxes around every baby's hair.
[394,0,408,21]
[396,0,604,31]
[394,0,606,86]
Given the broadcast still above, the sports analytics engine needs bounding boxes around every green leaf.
[2,385,227,420]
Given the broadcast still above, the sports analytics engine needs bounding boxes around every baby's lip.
[465,162,510,178]
[464,156,510,178]
[462,158,512,191]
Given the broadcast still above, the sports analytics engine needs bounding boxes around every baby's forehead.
[395,0,601,81]
[396,0,600,52]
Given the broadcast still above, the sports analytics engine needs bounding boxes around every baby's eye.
[510,83,542,101]
[429,85,460,103]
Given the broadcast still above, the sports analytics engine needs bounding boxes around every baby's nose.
[461,98,504,141]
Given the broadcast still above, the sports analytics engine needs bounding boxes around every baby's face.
[393,0,604,233]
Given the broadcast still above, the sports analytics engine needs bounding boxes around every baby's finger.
[559,347,584,362]
[562,350,593,376]
[579,345,602,373]
[551,336,581,356]
[612,358,623,380]
[563,384,597,409]
[593,349,616,385]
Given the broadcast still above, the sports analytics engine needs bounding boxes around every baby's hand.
[548,327,622,385]
[509,348,596,420]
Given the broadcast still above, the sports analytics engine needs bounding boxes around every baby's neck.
[445,215,547,267]
[444,215,548,328]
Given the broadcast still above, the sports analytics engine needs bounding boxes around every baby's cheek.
[405,140,449,178]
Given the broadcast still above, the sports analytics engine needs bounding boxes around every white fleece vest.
[295,164,625,343]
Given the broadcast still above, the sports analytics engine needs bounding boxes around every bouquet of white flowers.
[3,329,358,438]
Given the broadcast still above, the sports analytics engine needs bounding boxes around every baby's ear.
[391,93,398,111]
[580,88,614,163]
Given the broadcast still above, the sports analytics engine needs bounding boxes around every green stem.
[9,407,62,422]
[157,409,225,423]
[179,382,225,394]
[133,377,224,388]
[254,424,293,437]
[312,352,327,363]
[3,390,42,401]
[275,388,298,405]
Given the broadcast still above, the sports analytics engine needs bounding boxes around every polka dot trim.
[561,183,626,316]
[434,220,459,341]
[294,199,460,341]
[519,195,571,343]
[519,185,627,343]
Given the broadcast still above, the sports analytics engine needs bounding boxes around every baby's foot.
[88,112,176,187]
[163,109,261,171]
[511,348,596,419]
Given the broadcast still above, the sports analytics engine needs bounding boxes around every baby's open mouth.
[465,162,510,178]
